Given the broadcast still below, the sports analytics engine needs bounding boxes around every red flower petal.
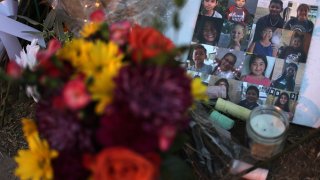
[90,9,106,22]
[6,61,22,78]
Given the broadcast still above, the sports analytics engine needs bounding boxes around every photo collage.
[186,0,318,120]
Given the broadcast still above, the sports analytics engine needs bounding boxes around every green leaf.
[21,31,44,36]
[17,15,41,26]
[43,10,56,29]
[54,19,65,40]
[160,155,195,180]
[174,0,186,8]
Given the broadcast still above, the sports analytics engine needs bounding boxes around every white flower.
[26,85,40,103]
[15,39,40,70]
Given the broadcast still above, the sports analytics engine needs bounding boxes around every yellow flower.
[57,39,94,69]
[15,122,58,180]
[80,22,101,38]
[191,78,208,101]
[57,39,124,114]
[89,63,124,114]
[84,40,124,77]
[21,118,38,137]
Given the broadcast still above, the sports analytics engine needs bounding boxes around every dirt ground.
[0,92,319,179]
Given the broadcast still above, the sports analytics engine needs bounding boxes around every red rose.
[84,147,156,180]
[90,9,106,22]
[129,25,175,62]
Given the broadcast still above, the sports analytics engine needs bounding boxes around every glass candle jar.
[246,105,289,160]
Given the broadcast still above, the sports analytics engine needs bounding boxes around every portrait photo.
[192,15,224,46]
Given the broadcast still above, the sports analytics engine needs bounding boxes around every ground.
[0,91,319,179]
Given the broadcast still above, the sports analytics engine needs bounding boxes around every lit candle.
[246,106,289,160]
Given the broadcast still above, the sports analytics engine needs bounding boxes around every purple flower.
[36,100,94,152]
[52,151,90,180]
[114,65,192,126]
[97,107,158,153]
[97,65,192,152]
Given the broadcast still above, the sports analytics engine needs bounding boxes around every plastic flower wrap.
[8,10,208,180]
[49,0,174,35]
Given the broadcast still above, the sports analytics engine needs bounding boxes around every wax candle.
[209,111,234,130]
[215,98,251,121]
[246,105,289,160]
[250,114,286,138]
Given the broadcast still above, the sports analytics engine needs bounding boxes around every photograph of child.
[214,78,231,100]
[192,15,223,46]
[283,3,316,33]
[187,44,213,76]
[273,91,294,119]
[209,76,243,102]
[278,31,307,63]
[252,0,284,42]
[228,23,246,50]
[240,54,275,87]
[247,27,278,57]
[184,0,319,126]
[207,78,231,100]
[238,85,260,110]
[212,52,238,79]
[271,62,298,91]
[212,48,245,79]
[218,22,248,51]
[225,0,258,24]
[200,0,222,18]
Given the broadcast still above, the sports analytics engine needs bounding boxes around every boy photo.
[252,0,284,42]
[199,0,223,18]
[226,0,258,24]
[277,29,311,63]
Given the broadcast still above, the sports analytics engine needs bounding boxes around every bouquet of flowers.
[7,10,208,180]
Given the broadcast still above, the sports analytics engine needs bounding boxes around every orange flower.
[129,25,175,62]
[84,147,156,180]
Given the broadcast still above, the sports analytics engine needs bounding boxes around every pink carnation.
[109,21,131,46]
[63,78,90,110]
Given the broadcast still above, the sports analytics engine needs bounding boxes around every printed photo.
[212,47,246,80]
[240,54,275,87]
[266,90,298,120]
[192,15,224,46]
[199,0,223,18]
[277,29,311,63]
[283,2,318,33]
[208,77,242,102]
[183,0,319,126]
[218,21,250,51]
[226,0,258,24]
[238,82,269,110]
